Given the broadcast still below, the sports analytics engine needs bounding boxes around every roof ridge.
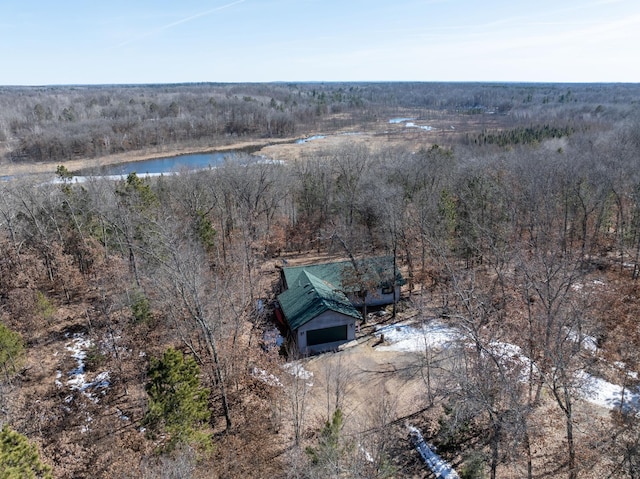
[278,268,361,330]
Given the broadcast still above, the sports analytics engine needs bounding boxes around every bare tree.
[321,354,354,422]
[282,351,311,448]
[517,245,596,479]
[146,218,233,431]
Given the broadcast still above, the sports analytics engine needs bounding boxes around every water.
[80,151,237,176]
[389,117,415,124]
[295,135,326,144]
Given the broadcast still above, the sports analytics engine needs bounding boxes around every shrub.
[35,292,55,322]
[0,323,24,381]
[130,291,152,324]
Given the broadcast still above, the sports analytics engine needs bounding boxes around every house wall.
[296,310,357,355]
[348,285,401,307]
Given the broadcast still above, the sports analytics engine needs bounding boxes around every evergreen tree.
[0,425,52,479]
[0,323,23,381]
[130,291,152,324]
[306,408,351,476]
[143,348,211,452]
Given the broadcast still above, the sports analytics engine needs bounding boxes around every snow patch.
[388,118,433,130]
[614,362,639,379]
[63,334,110,403]
[486,341,535,380]
[566,329,599,353]
[389,118,415,124]
[283,362,314,386]
[409,425,459,478]
[373,320,640,416]
[405,122,434,131]
[374,322,460,352]
[572,279,605,292]
[251,367,283,387]
[359,445,374,463]
[579,371,640,413]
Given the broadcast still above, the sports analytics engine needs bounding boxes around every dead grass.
[0,109,503,177]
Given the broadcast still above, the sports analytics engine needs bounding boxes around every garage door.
[307,325,348,346]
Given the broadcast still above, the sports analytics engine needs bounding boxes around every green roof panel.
[278,270,361,330]
[282,257,405,293]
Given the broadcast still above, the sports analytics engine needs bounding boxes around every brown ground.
[271,252,626,479]
[285,308,619,478]
[5,109,590,476]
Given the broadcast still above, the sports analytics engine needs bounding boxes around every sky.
[0,0,638,85]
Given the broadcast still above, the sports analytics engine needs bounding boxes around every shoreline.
[0,123,418,178]
[0,137,299,177]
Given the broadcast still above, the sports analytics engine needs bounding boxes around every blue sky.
[1,0,638,85]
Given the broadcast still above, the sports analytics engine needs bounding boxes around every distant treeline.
[0,82,638,164]
[474,124,574,147]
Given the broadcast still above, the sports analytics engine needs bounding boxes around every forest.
[1,82,640,478]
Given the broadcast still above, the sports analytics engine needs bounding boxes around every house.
[280,256,404,307]
[278,270,361,354]
[277,257,404,355]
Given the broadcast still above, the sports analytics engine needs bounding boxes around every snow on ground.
[614,362,639,379]
[566,329,599,352]
[375,320,640,415]
[579,371,640,413]
[374,321,460,353]
[388,117,434,130]
[389,118,415,124]
[486,341,536,381]
[572,279,606,292]
[283,362,314,386]
[409,425,459,479]
[58,333,110,403]
[359,445,374,463]
[251,367,283,387]
[405,122,434,131]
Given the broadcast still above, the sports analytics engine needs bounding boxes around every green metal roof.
[277,270,362,330]
[282,256,405,294]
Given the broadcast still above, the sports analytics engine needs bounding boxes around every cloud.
[115,0,245,48]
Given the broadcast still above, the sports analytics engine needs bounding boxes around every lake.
[79,151,240,176]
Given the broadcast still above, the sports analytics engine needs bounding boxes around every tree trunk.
[198,315,232,431]
[525,431,533,479]
[490,421,500,479]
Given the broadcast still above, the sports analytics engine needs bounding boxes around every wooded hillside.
[1,82,640,478]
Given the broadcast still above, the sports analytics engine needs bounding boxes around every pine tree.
[0,323,23,381]
[0,425,52,479]
[306,408,350,476]
[143,348,211,452]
